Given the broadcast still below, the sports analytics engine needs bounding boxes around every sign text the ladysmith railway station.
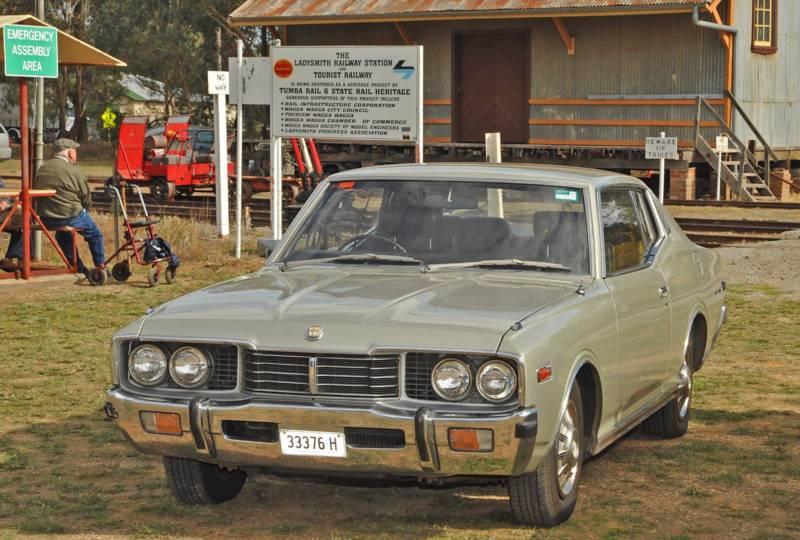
[3,24,59,78]
[271,46,422,141]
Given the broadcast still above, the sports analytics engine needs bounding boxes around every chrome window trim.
[598,186,669,279]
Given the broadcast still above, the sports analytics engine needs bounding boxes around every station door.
[454,31,529,144]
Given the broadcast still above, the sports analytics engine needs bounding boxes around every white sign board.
[271,46,421,141]
[645,136,679,160]
[715,135,729,153]
[228,57,272,105]
[207,71,229,95]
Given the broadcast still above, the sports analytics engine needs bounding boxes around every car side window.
[632,191,658,250]
[600,189,649,274]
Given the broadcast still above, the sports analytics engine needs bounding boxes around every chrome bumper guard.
[106,388,538,477]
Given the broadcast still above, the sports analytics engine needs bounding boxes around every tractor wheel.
[147,266,160,287]
[164,265,177,284]
[151,178,176,202]
[111,261,132,282]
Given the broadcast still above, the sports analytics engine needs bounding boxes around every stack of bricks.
[669,167,696,200]
[769,169,792,200]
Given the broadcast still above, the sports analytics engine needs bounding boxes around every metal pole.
[416,46,424,164]
[716,147,722,201]
[20,79,31,279]
[658,131,666,203]
[214,91,229,237]
[235,39,244,258]
[33,0,45,261]
[485,132,503,217]
[270,137,282,240]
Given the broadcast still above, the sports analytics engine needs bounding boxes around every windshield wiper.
[425,259,571,273]
[286,253,428,268]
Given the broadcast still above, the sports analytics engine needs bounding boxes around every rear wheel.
[111,261,131,282]
[164,265,177,284]
[508,383,584,526]
[163,457,247,505]
[86,267,108,286]
[643,344,693,438]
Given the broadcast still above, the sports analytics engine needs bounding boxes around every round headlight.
[476,361,517,402]
[169,347,211,388]
[431,358,472,401]
[128,344,168,386]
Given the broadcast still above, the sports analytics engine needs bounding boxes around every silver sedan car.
[106,164,726,526]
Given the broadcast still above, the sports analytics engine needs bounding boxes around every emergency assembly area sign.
[3,24,59,78]
[271,46,421,141]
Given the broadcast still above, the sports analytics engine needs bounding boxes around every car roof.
[327,163,644,190]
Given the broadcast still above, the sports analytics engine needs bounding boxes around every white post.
[716,149,722,201]
[214,92,229,237]
[416,46,424,164]
[235,39,244,257]
[658,131,666,204]
[485,132,504,217]
[270,137,283,240]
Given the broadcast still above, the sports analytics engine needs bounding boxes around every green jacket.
[34,156,91,220]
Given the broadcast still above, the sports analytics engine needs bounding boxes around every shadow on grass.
[1,407,798,537]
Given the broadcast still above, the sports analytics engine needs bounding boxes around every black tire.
[87,267,108,286]
[164,265,177,284]
[508,383,584,527]
[642,336,694,439]
[147,266,160,287]
[163,457,247,505]
[111,261,131,282]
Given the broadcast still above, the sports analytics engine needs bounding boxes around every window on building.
[752,0,778,54]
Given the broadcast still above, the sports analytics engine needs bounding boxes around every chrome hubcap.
[556,403,580,497]
[677,360,692,419]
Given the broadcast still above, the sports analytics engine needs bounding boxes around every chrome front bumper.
[106,388,539,477]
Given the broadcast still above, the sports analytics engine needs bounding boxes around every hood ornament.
[306,325,323,341]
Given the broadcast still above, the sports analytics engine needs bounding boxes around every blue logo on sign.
[393,60,415,80]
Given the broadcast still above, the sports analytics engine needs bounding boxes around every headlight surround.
[128,344,168,386]
[431,358,472,401]
[169,346,211,388]
[476,360,517,402]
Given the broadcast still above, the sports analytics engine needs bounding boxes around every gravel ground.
[713,231,800,297]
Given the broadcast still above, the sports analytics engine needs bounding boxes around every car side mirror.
[257,238,282,258]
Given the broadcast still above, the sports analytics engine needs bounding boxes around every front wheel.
[163,457,247,505]
[508,383,583,527]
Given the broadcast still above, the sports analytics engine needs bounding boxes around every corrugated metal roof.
[230,0,708,26]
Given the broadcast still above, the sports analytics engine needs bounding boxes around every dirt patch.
[714,238,800,299]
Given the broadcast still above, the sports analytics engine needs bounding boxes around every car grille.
[208,345,239,390]
[244,351,400,398]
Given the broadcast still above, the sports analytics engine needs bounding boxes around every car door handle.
[658,286,670,298]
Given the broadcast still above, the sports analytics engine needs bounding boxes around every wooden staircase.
[694,91,778,202]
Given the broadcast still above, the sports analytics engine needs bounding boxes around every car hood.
[138,266,580,353]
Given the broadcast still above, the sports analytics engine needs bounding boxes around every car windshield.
[280,179,590,274]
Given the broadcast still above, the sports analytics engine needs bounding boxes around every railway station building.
[229,0,799,201]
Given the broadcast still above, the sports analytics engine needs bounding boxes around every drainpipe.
[692,5,737,34]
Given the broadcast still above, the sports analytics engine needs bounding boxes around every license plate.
[279,429,347,458]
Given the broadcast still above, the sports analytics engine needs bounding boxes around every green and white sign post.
[3,24,58,78]
[2,23,59,279]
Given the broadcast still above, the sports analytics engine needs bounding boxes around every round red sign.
[274,59,293,78]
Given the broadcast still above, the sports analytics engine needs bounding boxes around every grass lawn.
[0,225,798,538]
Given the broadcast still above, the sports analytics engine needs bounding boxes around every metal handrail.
[723,90,779,162]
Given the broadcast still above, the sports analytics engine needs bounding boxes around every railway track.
[90,193,800,248]
[667,199,800,210]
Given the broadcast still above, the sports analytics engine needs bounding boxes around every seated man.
[17,138,105,278]
[0,198,24,269]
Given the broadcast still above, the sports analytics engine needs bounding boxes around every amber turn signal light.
[448,428,493,452]
[140,411,182,436]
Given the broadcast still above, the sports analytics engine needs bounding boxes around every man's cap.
[53,138,80,151]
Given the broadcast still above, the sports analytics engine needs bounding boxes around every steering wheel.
[338,234,408,253]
